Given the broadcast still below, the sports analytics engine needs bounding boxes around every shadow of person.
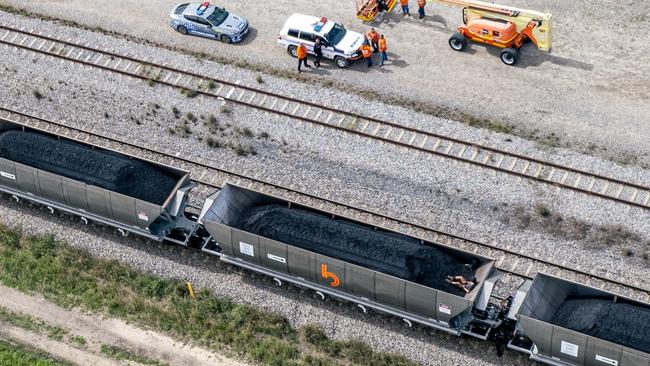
[384,52,410,68]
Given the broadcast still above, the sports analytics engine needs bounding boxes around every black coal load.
[238,204,477,296]
[550,298,650,353]
[0,131,179,205]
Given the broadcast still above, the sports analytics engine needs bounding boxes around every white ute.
[277,14,365,68]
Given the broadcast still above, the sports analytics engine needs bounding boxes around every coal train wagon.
[198,184,503,337]
[509,273,650,366]
[0,118,199,244]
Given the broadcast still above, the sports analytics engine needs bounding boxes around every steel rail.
[1,24,649,211]
[1,106,647,304]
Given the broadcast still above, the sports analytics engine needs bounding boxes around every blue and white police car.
[169,2,249,44]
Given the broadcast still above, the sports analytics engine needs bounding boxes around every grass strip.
[101,344,169,366]
[0,306,68,341]
[0,340,71,366]
[0,224,417,366]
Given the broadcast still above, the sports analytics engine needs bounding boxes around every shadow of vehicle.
[236,27,257,46]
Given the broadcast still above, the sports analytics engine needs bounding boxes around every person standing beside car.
[367,28,380,52]
[297,43,310,73]
[378,34,388,66]
[360,42,373,67]
[313,38,323,68]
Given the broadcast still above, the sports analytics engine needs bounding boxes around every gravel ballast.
[551,298,650,354]
[239,204,476,296]
[0,130,180,205]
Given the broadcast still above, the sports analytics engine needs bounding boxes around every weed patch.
[0,340,71,366]
[101,344,168,366]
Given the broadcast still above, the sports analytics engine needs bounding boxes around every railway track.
[1,24,650,211]
[1,106,647,305]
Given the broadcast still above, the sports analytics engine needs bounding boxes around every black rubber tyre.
[287,45,298,58]
[448,32,468,51]
[334,56,349,69]
[220,34,232,44]
[177,26,188,35]
[500,48,519,65]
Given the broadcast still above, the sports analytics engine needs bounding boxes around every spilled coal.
[551,298,650,353]
[0,131,180,205]
[238,204,478,296]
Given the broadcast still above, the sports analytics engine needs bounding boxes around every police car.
[278,14,366,68]
[169,2,249,44]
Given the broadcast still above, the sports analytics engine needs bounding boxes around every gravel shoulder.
[0,284,248,366]
[1,0,649,165]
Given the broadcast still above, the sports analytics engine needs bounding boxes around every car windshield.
[206,8,229,26]
[326,23,347,45]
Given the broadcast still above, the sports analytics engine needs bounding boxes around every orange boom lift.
[436,0,552,65]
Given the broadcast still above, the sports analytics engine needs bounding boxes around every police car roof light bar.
[313,17,328,32]
[197,2,210,15]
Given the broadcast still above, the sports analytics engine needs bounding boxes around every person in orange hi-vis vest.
[367,27,380,52]
[296,43,310,73]
[417,0,426,19]
[400,0,410,16]
[378,34,388,66]
[360,42,373,67]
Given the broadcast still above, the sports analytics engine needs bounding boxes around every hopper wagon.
[509,273,650,366]
[198,184,502,337]
[0,118,199,245]
[0,115,648,366]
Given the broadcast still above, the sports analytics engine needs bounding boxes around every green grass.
[0,307,68,341]
[0,225,417,366]
[101,344,169,366]
[0,340,71,366]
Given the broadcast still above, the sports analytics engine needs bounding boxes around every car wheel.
[220,34,232,44]
[177,26,189,35]
[287,45,298,58]
[448,32,467,51]
[500,48,519,66]
[334,56,349,69]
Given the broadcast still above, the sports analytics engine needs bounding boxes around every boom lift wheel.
[448,32,468,51]
[500,48,519,65]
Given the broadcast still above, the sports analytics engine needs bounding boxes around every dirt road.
[1,0,649,164]
[0,284,247,366]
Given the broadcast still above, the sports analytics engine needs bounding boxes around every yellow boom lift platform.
[356,0,398,21]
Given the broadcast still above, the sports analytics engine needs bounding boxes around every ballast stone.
[551,298,650,354]
[238,204,476,296]
[0,131,179,205]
